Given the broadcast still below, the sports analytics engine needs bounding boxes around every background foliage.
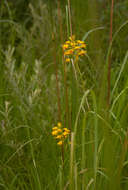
[0,0,128,189]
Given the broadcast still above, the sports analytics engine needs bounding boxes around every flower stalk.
[107,0,114,107]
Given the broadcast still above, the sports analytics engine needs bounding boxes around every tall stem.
[57,0,70,130]
[107,0,114,107]
[52,33,61,122]
[67,0,73,36]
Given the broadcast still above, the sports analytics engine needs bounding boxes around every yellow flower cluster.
[62,35,87,63]
[52,122,70,146]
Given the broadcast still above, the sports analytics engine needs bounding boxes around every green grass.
[0,0,128,189]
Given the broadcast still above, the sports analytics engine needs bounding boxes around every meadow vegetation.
[0,0,128,189]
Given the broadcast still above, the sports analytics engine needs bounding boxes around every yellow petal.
[65,58,70,63]
[57,122,62,127]
[52,126,58,130]
[64,49,73,55]
[52,130,58,136]
[78,50,87,56]
[57,141,63,146]
[56,135,62,139]
[57,129,62,133]
[69,35,75,41]
[63,44,69,50]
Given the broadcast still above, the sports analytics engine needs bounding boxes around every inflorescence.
[52,122,70,146]
[62,35,87,63]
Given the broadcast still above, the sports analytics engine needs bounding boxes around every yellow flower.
[63,44,69,50]
[74,46,81,50]
[52,122,70,146]
[77,40,84,44]
[57,129,62,133]
[65,58,71,63]
[64,128,70,133]
[78,50,87,56]
[63,131,69,137]
[52,130,58,136]
[80,44,86,48]
[62,36,86,62]
[57,141,63,146]
[70,42,76,47]
[64,49,73,55]
[57,122,62,127]
[52,126,58,130]
[56,135,62,139]
[66,41,70,44]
